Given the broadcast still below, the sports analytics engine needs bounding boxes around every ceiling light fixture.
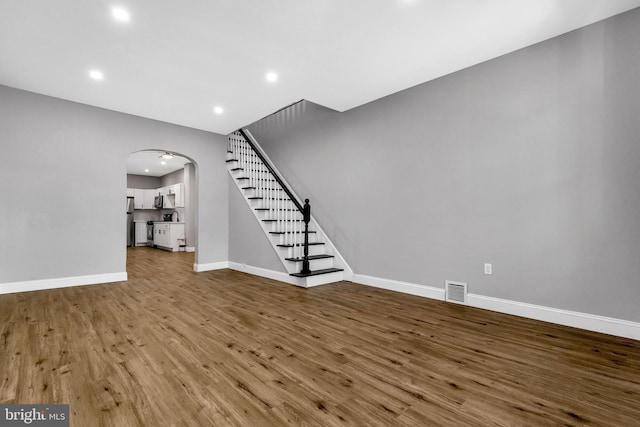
[160,161,166,165]
[111,7,130,22]
[213,106,224,115]
[266,72,278,83]
[161,152,174,160]
[89,70,104,81]
[144,169,150,173]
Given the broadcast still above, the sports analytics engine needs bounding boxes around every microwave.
[154,195,163,209]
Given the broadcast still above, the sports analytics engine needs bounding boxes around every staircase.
[226,129,348,287]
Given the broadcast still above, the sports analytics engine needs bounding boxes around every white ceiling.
[1,1,639,135]
[127,151,191,177]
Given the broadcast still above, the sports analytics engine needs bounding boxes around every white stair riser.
[254,209,292,220]
[269,233,317,245]
[296,271,344,288]
[278,244,326,258]
[250,198,285,209]
[265,221,306,233]
[242,188,288,198]
[255,209,302,221]
[287,257,334,270]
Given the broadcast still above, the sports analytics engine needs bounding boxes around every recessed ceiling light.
[89,70,104,81]
[111,7,130,22]
[266,72,278,83]
[144,169,150,173]
[160,161,166,165]
[213,106,224,115]
[161,152,174,160]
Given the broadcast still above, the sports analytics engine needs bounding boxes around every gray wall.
[127,174,161,189]
[160,169,184,187]
[0,85,228,282]
[227,175,285,272]
[127,169,183,189]
[245,8,640,322]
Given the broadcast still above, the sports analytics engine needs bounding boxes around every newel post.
[301,199,311,274]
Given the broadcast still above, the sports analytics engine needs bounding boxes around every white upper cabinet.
[133,188,159,209]
[162,184,183,208]
[131,184,183,209]
[133,189,144,209]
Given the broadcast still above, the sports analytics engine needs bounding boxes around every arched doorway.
[125,150,198,274]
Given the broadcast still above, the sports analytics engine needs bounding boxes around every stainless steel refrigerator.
[126,196,134,247]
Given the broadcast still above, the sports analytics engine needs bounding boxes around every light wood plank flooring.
[1,247,639,426]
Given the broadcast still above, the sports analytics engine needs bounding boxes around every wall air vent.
[445,280,467,304]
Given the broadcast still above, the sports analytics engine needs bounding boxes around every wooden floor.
[1,248,639,426]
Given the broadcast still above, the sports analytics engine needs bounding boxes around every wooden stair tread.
[290,268,344,278]
[285,254,334,262]
[269,231,316,235]
[277,242,324,248]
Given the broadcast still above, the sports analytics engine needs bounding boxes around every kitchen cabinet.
[130,184,183,210]
[154,223,185,252]
[133,189,144,209]
[134,189,158,209]
[134,222,148,246]
[148,190,160,208]
[163,184,183,208]
[174,184,184,207]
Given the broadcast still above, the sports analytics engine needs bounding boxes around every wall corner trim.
[0,272,127,295]
[193,262,229,272]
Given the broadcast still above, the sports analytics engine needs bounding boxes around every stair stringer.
[226,131,352,287]
[227,165,344,287]
[242,128,353,282]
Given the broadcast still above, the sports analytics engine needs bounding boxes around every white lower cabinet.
[154,223,185,252]
[134,222,148,246]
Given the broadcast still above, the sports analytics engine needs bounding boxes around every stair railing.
[231,129,311,273]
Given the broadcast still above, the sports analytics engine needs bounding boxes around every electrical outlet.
[484,263,492,275]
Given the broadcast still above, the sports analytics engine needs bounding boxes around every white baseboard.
[227,262,297,285]
[350,273,640,341]
[0,272,127,295]
[467,293,640,341]
[193,262,229,272]
[351,273,446,300]
[186,246,196,253]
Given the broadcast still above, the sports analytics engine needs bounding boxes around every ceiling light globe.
[266,72,278,83]
[112,7,130,22]
[89,70,104,80]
